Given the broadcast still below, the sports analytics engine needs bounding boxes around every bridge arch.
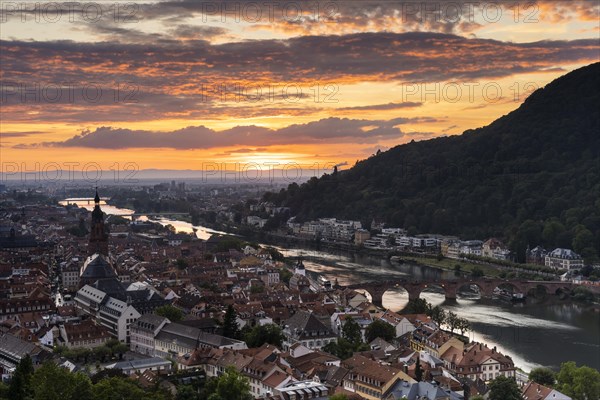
[496,281,524,294]
[381,285,410,310]
[455,282,484,300]
[418,282,447,299]
[343,280,576,308]
[346,288,373,305]
[346,282,413,308]
[526,284,548,298]
[552,285,573,297]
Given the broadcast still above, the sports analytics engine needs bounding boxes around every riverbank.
[128,212,560,281]
[245,230,560,280]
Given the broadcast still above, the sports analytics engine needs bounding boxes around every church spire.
[89,188,108,256]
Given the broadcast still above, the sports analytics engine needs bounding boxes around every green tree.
[92,376,164,400]
[243,324,284,348]
[365,320,395,342]
[0,381,9,399]
[454,264,462,276]
[176,384,199,400]
[323,336,369,360]
[445,311,460,334]
[112,343,129,360]
[250,285,265,294]
[428,306,446,327]
[542,219,565,248]
[90,368,126,384]
[572,228,598,263]
[511,220,543,263]
[556,361,600,400]
[202,366,252,400]
[155,305,184,322]
[323,338,357,360]
[71,347,92,363]
[265,247,285,261]
[329,394,349,400]
[342,317,363,346]
[30,362,93,400]
[471,266,484,278]
[571,287,594,302]
[175,259,189,270]
[103,338,128,360]
[403,298,431,314]
[529,367,556,386]
[488,376,522,400]
[8,354,34,400]
[456,317,471,336]
[93,345,112,362]
[222,305,240,339]
[280,268,293,284]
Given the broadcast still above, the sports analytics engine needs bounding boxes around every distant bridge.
[129,212,190,218]
[343,278,579,307]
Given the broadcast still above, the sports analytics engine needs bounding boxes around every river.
[277,247,600,372]
[59,199,229,240]
[63,199,600,372]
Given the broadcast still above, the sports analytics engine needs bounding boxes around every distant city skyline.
[1,0,599,170]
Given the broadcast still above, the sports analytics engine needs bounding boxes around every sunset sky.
[1,0,599,173]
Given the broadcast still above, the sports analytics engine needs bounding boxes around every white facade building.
[545,248,584,270]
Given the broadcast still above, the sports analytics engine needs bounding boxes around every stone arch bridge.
[343,278,576,307]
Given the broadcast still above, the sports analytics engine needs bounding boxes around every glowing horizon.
[1,1,599,172]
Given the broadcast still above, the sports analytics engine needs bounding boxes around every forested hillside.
[264,63,600,262]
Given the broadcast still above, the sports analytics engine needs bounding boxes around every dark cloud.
[442,125,458,133]
[0,131,45,137]
[7,1,592,39]
[340,102,423,111]
[2,32,597,86]
[1,31,597,123]
[3,0,597,55]
[16,116,439,149]
[170,25,229,40]
[228,148,268,154]
[215,147,269,156]
[462,104,488,111]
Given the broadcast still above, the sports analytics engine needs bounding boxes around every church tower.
[88,188,109,256]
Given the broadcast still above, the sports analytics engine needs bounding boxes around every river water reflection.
[277,246,600,372]
[61,199,600,372]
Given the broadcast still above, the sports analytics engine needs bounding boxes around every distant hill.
[264,63,600,262]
